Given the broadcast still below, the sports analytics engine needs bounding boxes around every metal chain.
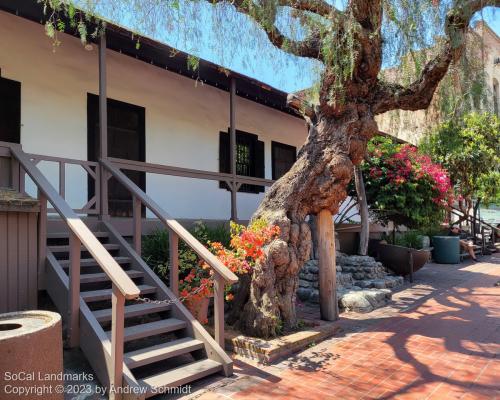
[134,283,209,305]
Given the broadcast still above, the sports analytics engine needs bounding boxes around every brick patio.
[185,256,500,400]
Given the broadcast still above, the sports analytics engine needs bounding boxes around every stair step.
[47,231,109,239]
[109,319,187,342]
[124,338,204,369]
[81,270,144,284]
[48,243,120,253]
[82,285,156,302]
[139,359,222,396]
[59,257,131,268]
[93,302,170,323]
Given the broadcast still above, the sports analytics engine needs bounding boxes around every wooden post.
[354,165,369,256]
[37,191,47,289]
[10,157,20,190]
[169,229,179,296]
[214,273,225,348]
[68,231,81,347]
[99,31,109,220]
[59,161,66,199]
[229,77,238,221]
[132,196,141,256]
[110,284,124,400]
[408,251,414,283]
[317,209,338,321]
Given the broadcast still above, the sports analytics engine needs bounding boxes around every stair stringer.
[102,221,234,377]
[45,252,144,400]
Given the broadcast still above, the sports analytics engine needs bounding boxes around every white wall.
[0,11,308,220]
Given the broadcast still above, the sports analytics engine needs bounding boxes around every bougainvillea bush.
[362,136,452,229]
[181,219,280,302]
[143,220,280,308]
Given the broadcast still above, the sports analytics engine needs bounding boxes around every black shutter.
[254,140,265,193]
[0,77,21,144]
[219,131,230,189]
[272,141,297,180]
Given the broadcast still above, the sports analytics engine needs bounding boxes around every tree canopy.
[421,112,500,209]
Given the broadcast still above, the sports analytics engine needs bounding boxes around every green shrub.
[141,221,230,284]
[387,230,423,249]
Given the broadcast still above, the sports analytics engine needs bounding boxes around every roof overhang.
[0,0,302,118]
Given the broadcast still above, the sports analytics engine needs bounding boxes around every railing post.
[10,157,20,190]
[68,231,81,347]
[169,229,179,297]
[37,191,47,289]
[214,273,225,348]
[59,161,66,199]
[132,195,142,256]
[110,284,125,400]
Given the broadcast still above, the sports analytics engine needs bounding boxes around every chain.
[134,283,209,305]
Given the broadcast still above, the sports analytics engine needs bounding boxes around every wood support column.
[354,166,369,256]
[229,77,237,221]
[99,31,109,220]
[317,209,338,321]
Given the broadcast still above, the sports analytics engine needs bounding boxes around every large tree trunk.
[354,165,369,256]
[232,109,378,338]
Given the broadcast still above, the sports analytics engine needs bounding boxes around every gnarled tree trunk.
[232,109,378,337]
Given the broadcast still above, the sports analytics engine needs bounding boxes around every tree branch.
[372,0,500,114]
[348,0,383,31]
[278,0,340,18]
[207,0,326,58]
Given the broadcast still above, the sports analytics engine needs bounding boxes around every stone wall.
[297,253,404,312]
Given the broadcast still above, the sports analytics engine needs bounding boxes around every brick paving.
[185,256,500,400]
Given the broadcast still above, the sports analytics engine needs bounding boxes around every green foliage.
[141,221,230,283]
[421,112,500,206]
[390,230,423,249]
[362,136,451,229]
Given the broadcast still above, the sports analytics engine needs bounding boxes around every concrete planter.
[0,311,63,400]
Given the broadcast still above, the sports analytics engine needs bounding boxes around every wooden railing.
[109,156,275,188]
[101,158,239,347]
[7,146,140,395]
[27,153,101,215]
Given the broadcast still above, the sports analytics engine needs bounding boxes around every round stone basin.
[0,311,63,400]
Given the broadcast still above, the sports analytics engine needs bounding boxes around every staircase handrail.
[101,158,238,284]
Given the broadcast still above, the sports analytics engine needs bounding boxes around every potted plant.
[378,231,432,282]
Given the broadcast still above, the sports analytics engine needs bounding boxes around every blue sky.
[89,1,499,93]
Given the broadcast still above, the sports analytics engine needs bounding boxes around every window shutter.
[0,77,21,144]
[219,131,230,189]
[254,140,265,193]
[272,141,297,180]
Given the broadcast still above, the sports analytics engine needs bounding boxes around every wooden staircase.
[45,222,232,398]
[2,143,237,400]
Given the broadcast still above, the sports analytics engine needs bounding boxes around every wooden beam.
[229,77,237,221]
[132,196,141,256]
[317,209,338,321]
[99,31,109,220]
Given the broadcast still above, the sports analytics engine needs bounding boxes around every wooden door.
[87,94,145,217]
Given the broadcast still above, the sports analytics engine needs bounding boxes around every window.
[0,77,21,144]
[272,141,297,180]
[219,130,265,193]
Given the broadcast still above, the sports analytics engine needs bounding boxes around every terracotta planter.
[184,296,210,324]
[377,243,431,282]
